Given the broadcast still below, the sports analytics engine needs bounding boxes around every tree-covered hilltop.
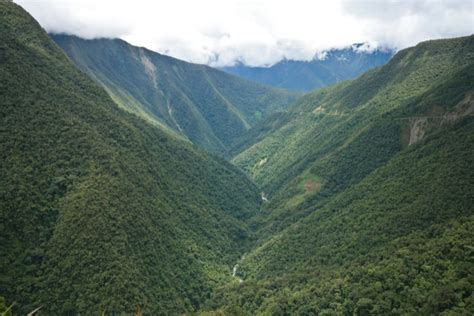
[51,34,299,155]
[199,35,474,314]
[0,2,260,314]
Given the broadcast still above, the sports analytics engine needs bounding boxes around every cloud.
[341,0,474,49]
[16,0,132,39]
[15,0,474,66]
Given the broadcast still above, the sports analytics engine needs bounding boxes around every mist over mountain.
[16,0,473,67]
[221,45,394,91]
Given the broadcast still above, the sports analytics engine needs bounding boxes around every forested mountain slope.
[51,34,298,154]
[198,35,474,314]
[0,2,260,314]
[221,45,393,91]
[205,115,474,314]
[2,1,473,315]
[232,35,474,235]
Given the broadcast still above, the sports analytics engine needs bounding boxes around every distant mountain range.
[51,35,299,154]
[221,45,394,91]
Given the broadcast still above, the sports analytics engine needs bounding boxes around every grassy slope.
[0,2,260,314]
[199,36,474,314]
[51,34,299,154]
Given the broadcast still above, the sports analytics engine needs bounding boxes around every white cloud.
[15,0,474,66]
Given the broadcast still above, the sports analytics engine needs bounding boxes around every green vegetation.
[0,2,260,314]
[51,34,299,154]
[232,35,474,236]
[0,297,13,316]
[1,1,473,315]
[197,35,474,314]
[204,117,474,314]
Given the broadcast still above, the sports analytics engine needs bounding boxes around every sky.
[16,0,474,67]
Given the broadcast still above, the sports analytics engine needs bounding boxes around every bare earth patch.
[304,179,322,194]
[409,117,428,145]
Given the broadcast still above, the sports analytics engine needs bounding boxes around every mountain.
[2,0,473,315]
[221,45,393,92]
[0,2,261,315]
[51,34,299,154]
[201,36,474,314]
[232,35,474,234]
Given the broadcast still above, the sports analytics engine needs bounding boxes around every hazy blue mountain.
[221,44,394,91]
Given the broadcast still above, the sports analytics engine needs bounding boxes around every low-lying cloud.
[15,0,474,66]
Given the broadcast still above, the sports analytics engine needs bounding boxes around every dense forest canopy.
[0,2,260,314]
[207,34,474,314]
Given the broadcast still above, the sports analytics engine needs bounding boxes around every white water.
[232,263,243,283]
[232,264,239,277]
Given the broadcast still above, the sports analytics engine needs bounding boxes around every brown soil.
[304,180,321,194]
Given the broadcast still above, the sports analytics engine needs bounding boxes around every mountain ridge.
[51,34,299,154]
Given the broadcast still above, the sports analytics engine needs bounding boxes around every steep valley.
[204,35,474,315]
[1,1,473,315]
